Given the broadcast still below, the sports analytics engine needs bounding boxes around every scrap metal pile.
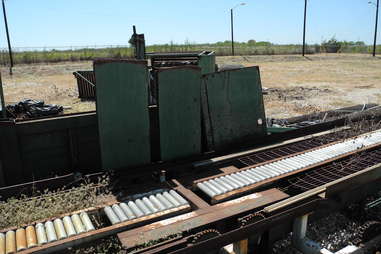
[0,29,380,253]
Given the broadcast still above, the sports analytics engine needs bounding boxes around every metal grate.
[197,129,381,198]
[288,147,381,191]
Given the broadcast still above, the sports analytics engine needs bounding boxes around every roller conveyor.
[196,129,381,200]
[103,190,190,225]
[0,212,94,253]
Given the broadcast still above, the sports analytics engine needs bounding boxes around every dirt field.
[1,53,380,118]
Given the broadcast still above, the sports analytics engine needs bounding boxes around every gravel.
[272,192,381,254]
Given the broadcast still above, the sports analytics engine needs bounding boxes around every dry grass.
[1,53,380,118]
[0,176,114,229]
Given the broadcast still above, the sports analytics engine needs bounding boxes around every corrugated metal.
[94,59,151,169]
[157,66,202,161]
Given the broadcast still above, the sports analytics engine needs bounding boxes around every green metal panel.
[202,66,267,150]
[158,66,202,161]
[0,113,101,186]
[198,53,216,75]
[94,59,151,169]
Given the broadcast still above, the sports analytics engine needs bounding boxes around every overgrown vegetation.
[0,175,112,229]
[1,39,380,65]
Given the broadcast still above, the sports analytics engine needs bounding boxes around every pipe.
[44,221,57,243]
[35,223,47,245]
[53,219,67,240]
[15,228,26,251]
[5,231,15,254]
[142,197,159,213]
[135,199,152,215]
[112,204,128,222]
[104,206,121,225]
[0,233,4,254]
[71,214,86,234]
[120,202,137,220]
[80,212,95,232]
[25,226,37,248]
[62,216,77,237]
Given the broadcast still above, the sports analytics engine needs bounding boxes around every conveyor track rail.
[197,129,381,200]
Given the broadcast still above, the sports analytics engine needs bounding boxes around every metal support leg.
[292,214,321,254]
[293,214,308,240]
[233,239,248,254]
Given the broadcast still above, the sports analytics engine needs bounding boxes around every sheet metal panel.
[157,66,202,161]
[94,59,151,169]
[202,67,266,150]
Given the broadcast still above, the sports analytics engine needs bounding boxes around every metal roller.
[142,197,159,213]
[71,214,86,234]
[112,204,128,222]
[203,181,223,195]
[35,223,48,245]
[149,195,166,211]
[196,182,216,198]
[207,180,228,194]
[45,221,57,243]
[62,216,77,237]
[168,190,188,206]
[5,231,15,254]
[104,206,121,225]
[220,175,240,189]
[156,193,174,209]
[163,191,182,207]
[230,174,249,186]
[15,228,27,251]
[25,225,37,248]
[214,177,235,191]
[197,129,381,198]
[80,212,95,232]
[0,233,5,254]
[127,201,144,218]
[135,199,152,215]
[119,202,137,220]
[53,219,67,240]
[224,175,244,188]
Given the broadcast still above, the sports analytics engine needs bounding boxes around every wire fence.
[0,44,379,65]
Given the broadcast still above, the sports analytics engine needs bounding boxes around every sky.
[0,0,379,48]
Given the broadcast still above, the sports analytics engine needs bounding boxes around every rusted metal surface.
[288,147,381,192]
[144,199,322,254]
[15,204,190,254]
[194,130,381,203]
[73,71,96,100]
[172,180,210,209]
[118,188,288,248]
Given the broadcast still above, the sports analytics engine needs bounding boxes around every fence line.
[0,44,379,65]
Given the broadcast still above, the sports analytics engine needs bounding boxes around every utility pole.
[231,8,234,56]
[372,0,379,57]
[230,3,246,56]
[2,0,13,75]
[302,0,308,56]
[0,72,6,118]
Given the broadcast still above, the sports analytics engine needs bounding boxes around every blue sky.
[0,0,379,48]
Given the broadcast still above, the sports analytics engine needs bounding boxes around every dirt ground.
[1,53,380,118]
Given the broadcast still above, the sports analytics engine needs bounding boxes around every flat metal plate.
[202,67,266,150]
[118,188,288,248]
[94,60,151,169]
[158,66,202,161]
